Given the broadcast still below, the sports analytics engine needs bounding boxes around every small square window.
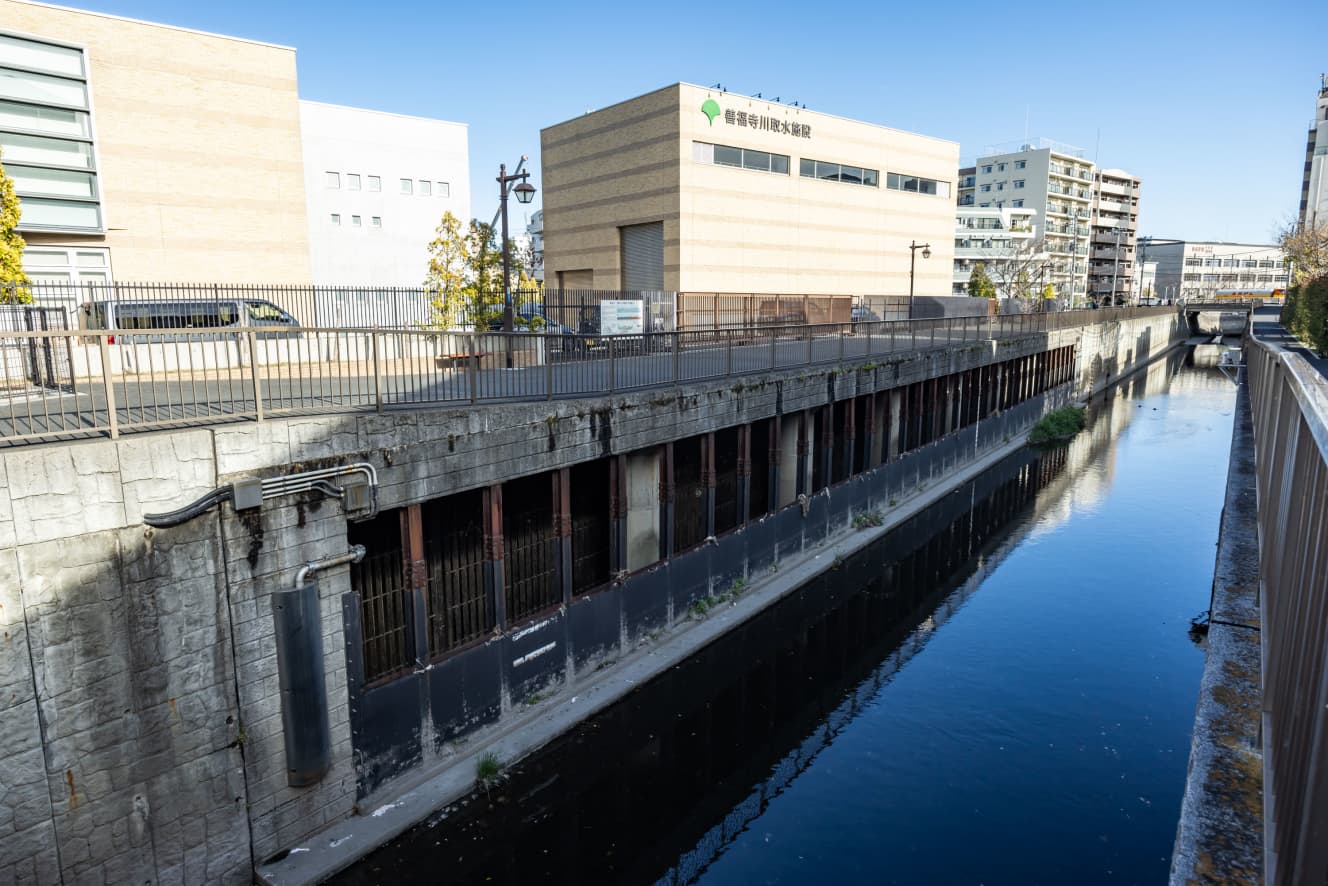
[330,213,340,225]
[997,163,1006,171]
[326,171,340,189]
[1014,179,1024,189]
[367,175,381,192]
[996,182,1004,191]
[1015,160,1026,169]
[420,180,432,196]
[981,165,992,174]
[351,215,361,227]
[371,216,381,228]
[1012,199,1024,207]
[437,182,449,197]
[400,178,413,195]
[980,184,991,192]
[347,174,361,191]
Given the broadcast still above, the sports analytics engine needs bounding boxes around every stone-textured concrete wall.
[0,311,1186,883]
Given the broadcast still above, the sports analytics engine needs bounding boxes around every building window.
[1013,199,1023,208]
[887,173,950,197]
[1013,179,1024,189]
[419,180,431,196]
[325,171,340,189]
[692,141,790,174]
[400,178,412,194]
[368,175,381,192]
[347,173,361,191]
[1015,160,1026,169]
[371,216,381,228]
[996,182,1004,191]
[980,184,991,193]
[21,245,111,285]
[0,34,101,233]
[351,215,361,227]
[997,162,1006,172]
[437,181,449,197]
[330,213,340,225]
[798,157,879,186]
[981,165,992,174]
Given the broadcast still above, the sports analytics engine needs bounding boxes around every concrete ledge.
[1169,372,1263,885]
[257,423,1040,885]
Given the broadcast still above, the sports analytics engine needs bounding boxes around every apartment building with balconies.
[1088,169,1141,305]
[952,205,1041,296]
[968,139,1094,303]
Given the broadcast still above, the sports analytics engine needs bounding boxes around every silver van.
[80,298,300,342]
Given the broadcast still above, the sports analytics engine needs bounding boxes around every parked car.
[81,298,300,342]
[487,307,595,354]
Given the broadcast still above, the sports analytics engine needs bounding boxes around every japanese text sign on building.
[701,100,811,139]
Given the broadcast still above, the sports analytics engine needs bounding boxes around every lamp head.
[922,246,932,260]
[513,182,536,204]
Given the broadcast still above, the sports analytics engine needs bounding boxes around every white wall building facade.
[952,205,1041,296]
[1146,240,1290,303]
[970,140,1094,303]
[1299,75,1328,229]
[1088,169,1142,305]
[300,101,469,287]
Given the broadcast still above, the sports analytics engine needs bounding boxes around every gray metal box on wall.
[272,581,331,787]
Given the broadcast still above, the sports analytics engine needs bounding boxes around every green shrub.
[1028,406,1086,445]
[1282,278,1328,354]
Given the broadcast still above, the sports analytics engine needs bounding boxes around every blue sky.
[65,0,1324,244]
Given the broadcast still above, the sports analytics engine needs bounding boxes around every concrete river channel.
[331,350,1237,886]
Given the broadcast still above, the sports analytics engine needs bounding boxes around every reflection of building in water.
[1027,350,1189,536]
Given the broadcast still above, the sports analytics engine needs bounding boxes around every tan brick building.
[541,83,958,300]
[1,0,310,284]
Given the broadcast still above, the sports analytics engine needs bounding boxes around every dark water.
[333,352,1236,886]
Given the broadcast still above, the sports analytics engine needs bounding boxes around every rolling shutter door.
[620,222,664,291]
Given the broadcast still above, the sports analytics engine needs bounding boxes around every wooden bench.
[435,351,488,369]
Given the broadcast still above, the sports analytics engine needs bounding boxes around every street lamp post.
[496,162,537,333]
[908,240,932,318]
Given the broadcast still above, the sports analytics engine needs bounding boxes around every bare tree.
[1278,219,1328,284]
[983,236,1051,300]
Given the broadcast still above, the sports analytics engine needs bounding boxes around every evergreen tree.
[967,262,996,299]
[0,148,32,303]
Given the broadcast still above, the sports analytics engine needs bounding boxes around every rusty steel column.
[702,432,717,539]
[842,398,856,479]
[768,414,782,512]
[552,468,573,604]
[736,424,752,525]
[482,485,506,631]
[609,455,626,575]
[796,410,811,496]
[400,504,429,665]
[863,393,877,470]
[658,443,675,561]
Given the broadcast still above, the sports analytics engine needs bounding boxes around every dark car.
[488,307,594,354]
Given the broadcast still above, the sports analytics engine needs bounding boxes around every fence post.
[769,328,776,370]
[246,330,264,422]
[468,334,479,404]
[725,329,733,377]
[672,332,680,385]
[97,334,119,439]
[608,338,616,393]
[372,329,384,413]
[545,334,554,401]
[838,329,845,363]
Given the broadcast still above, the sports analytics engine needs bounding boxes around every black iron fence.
[0,306,1178,446]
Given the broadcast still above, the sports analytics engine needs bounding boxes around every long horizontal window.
[0,99,89,138]
[693,141,789,174]
[799,158,878,187]
[886,172,950,198]
[16,196,100,230]
[0,67,86,109]
[0,34,85,78]
[0,131,93,168]
[6,164,96,199]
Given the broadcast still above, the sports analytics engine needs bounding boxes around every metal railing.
[1244,331,1328,886]
[0,306,1176,446]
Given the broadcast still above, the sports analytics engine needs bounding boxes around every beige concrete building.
[1,0,311,284]
[541,83,957,300]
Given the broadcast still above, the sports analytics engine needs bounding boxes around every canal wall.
[0,311,1186,884]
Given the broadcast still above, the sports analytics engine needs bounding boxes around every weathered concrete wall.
[0,310,1188,883]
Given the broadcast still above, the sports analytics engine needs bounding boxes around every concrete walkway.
[1169,364,1263,884]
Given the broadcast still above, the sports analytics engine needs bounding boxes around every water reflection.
[333,356,1236,886]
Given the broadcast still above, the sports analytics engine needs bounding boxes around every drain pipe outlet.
[273,545,365,788]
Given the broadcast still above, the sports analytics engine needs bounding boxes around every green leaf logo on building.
[701,99,721,126]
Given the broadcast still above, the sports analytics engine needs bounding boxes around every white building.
[1299,74,1328,228]
[1088,169,1141,305]
[299,101,469,287]
[953,205,1042,296]
[969,139,1095,303]
[1145,240,1290,303]
[526,209,544,283]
